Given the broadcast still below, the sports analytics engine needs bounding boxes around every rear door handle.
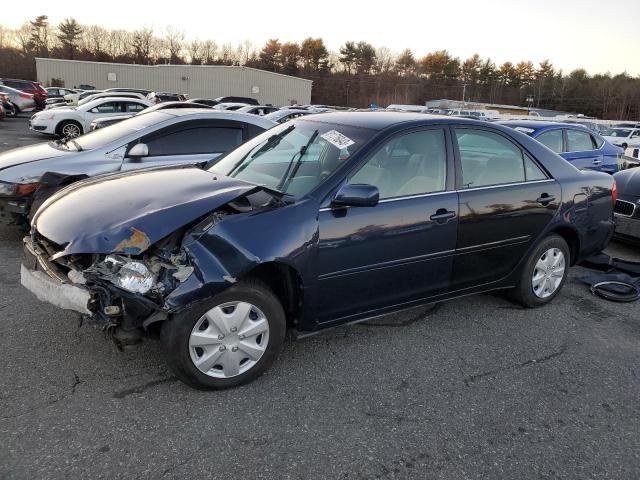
[536,194,556,205]
[430,209,456,224]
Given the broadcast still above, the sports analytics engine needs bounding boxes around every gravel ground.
[1,116,639,480]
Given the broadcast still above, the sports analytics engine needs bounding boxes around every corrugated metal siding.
[36,58,312,106]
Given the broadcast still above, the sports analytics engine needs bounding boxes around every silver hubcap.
[189,301,270,378]
[532,248,566,298]
[62,123,81,138]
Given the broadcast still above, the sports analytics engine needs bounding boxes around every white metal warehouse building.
[35,58,312,106]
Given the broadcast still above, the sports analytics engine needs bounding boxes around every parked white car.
[602,128,640,149]
[214,102,251,111]
[30,97,151,137]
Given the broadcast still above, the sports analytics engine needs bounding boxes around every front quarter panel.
[164,199,320,314]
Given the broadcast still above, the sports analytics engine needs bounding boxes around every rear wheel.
[510,234,569,308]
[57,120,83,138]
[161,279,286,389]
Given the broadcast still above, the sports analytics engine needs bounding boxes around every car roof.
[155,108,276,127]
[296,111,487,131]
[498,120,591,131]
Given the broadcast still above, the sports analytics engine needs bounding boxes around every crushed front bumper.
[20,236,91,314]
[21,264,91,314]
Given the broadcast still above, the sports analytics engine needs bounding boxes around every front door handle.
[536,194,556,205]
[430,208,456,224]
[592,158,603,165]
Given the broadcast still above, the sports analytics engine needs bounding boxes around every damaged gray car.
[21,113,616,389]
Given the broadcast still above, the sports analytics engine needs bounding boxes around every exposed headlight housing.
[0,181,41,197]
[115,261,155,294]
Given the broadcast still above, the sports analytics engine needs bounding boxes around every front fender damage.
[44,187,285,347]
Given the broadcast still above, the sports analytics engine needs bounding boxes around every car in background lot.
[104,87,152,96]
[0,92,18,118]
[19,113,615,389]
[215,96,259,105]
[612,167,640,244]
[0,85,36,115]
[0,109,275,225]
[603,127,640,150]
[0,102,4,121]
[147,92,187,104]
[264,108,312,123]
[77,84,96,90]
[89,101,213,131]
[29,96,152,137]
[499,121,622,173]
[45,87,77,100]
[0,79,47,109]
[77,91,148,106]
[214,102,250,111]
[187,98,219,107]
[62,89,104,106]
[236,105,279,115]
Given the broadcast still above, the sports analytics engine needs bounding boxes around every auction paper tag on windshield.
[321,130,355,149]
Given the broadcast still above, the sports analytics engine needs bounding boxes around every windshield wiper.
[229,124,296,177]
[275,129,318,192]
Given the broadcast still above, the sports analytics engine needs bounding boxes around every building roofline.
[35,57,313,83]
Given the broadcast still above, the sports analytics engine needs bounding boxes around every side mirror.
[332,184,379,208]
[128,143,149,158]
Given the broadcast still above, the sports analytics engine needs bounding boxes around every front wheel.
[161,279,286,389]
[57,120,83,138]
[510,234,569,308]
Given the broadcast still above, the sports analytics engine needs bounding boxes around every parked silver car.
[0,85,36,114]
[0,109,275,225]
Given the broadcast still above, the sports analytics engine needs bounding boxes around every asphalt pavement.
[1,116,639,479]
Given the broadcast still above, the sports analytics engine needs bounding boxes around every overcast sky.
[5,0,640,75]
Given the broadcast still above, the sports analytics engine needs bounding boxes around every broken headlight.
[102,256,155,294]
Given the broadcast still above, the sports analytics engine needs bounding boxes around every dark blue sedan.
[22,113,616,389]
[499,120,623,174]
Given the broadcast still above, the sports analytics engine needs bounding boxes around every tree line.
[0,16,638,119]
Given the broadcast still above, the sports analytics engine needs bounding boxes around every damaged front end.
[22,185,285,349]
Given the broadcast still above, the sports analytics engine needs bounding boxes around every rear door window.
[566,129,595,152]
[94,102,121,113]
[536,129,563,153]
[455,129,526,188]
[145,127,243,156]
[126,102,146,113]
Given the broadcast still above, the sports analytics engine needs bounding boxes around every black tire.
[161,279,286,390]
[6,103,17,118]
[56,120,83,138]
[510,234,570,308]
[622,143,628,150]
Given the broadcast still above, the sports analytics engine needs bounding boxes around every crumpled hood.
[0,143,70,173]
[614,167,640,196]
[33,166,260,257]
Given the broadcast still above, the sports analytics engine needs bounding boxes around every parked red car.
[0,78,47,109]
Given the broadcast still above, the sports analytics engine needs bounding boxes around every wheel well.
[551,226,580,265]
[241,262,303,328]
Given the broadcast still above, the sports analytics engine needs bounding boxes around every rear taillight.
[612,180,618,205]
[19,93,32,99]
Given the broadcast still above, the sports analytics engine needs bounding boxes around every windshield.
[71,111,173,151]
[209,120,372,197]
[610,129,631,137]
